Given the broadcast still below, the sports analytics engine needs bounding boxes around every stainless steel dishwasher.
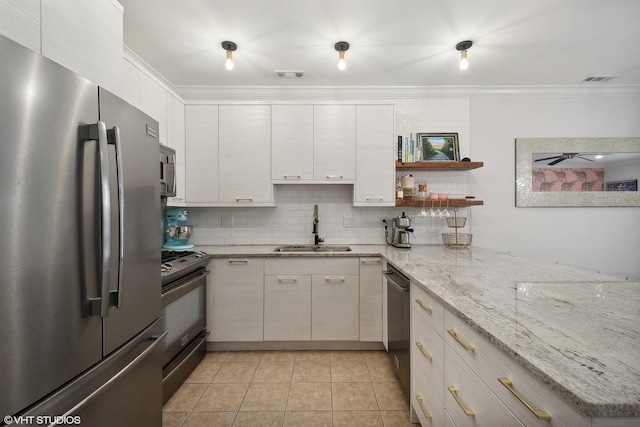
[385,264,410,399]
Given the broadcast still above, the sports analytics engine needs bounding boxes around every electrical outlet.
[343,217,355,228]
[221,216,233,228]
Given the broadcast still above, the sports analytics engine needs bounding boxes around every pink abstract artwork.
[532,168,604,192]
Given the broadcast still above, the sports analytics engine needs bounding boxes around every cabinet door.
[185,105,219,203]
[313,105,356,181]
[359,257,383,341]
[219,105,272,203]
[272,105,314,181]
[264,274,312,340]
[354,105,395,205]
[312,274,359,340]
[41,0,123,96]
[210,258,264,342]
[166,93,186,204]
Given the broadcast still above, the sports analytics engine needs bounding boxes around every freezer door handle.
[107,126,125,309]
[54,331,167,426]
[82,122,112,317]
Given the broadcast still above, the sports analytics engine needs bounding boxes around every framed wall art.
[417,133,459,161]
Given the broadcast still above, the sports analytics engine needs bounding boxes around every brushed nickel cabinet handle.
[448,386,475,416]
[415,396,432,419]
[415,342,432,361]
[366,197,384,201]
[361,259,381,265]
[283,175,301,179]
[325,276,345,283]
[447,329,475,352]
[277,276,298,283]
[228,259,249,264]
[325,174,343,179]
[415,298,432,313]
[235,198,254,202]
[498,377,551,421]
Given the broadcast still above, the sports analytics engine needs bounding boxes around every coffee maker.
[391,212,413,248]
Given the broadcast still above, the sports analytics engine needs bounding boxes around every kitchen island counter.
[195,244,640,418]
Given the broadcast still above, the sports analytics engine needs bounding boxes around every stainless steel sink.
[273,245,352,252]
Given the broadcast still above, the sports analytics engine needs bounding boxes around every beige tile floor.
[162,350,416,427]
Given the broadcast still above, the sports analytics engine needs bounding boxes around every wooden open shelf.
[395,161,484,171]
[395,199,484,208]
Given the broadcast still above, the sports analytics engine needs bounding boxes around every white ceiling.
[118,0,640,87]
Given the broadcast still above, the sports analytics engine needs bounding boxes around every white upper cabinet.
[41,0,123,97]
[185,104,219,204]
[354,105,395,206]
[314,105,356,181]
[218,105,273,205]
[271,105,314,181]
[166,93,186,204]
[0,0,40,52]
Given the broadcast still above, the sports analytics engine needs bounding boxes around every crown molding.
[472,85,640,98]
[175,84,640,101]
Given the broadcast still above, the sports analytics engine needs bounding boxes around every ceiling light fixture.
[456,40,473,70]
[334,41,350,70]
[221,41,237,70]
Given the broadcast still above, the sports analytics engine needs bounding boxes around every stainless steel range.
[161,250,210,403]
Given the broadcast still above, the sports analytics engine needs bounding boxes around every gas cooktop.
[161,250,209,286]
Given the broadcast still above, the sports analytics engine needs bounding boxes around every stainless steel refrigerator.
[0,35,163,426]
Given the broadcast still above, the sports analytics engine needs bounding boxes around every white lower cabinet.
[264,274,311,340]
[412,359,445,426]
[359,257,383,341]
[444,310,589,427]
[264,257,361,342]
[445,345,524,427]
[312,273,359,340]
[210,258,264,342]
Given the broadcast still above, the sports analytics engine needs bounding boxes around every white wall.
[470,96,640,279]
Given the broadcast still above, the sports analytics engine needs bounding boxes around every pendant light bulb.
[455,40,472,71]
[459,50,469,70]
[334,41,350,71]
[221,41,237,71]
[225,50,234,70]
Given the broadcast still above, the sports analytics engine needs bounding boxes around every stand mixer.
[163,208,194,250]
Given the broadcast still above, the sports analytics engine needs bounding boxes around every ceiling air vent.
[273,70,306,79]
[583,75,617,82]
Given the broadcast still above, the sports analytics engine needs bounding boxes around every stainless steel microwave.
[159,144,176,197]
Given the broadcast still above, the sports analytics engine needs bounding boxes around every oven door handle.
[162,269,209,306]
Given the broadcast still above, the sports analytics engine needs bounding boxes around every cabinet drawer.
[411,309,445,404]
[444,311,588,426]
[445,345,523,427]
[264,257,359,275]
[411,283,445,337]
[412,360,445,426]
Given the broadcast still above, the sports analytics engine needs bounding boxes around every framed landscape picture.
[417,133,459,161]
[605,179,638,191]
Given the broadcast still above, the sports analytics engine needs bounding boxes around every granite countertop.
[195,244,640,417]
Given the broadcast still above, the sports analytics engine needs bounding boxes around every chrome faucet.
[313,204,324,245]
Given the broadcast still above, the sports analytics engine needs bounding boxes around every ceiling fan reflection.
[534,153,595,165]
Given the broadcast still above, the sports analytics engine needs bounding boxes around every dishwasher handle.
[384,270,409,293]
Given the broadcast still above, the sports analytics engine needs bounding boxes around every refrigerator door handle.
[107,126,125,309]
[82,122,112,317]
[52,331,167,426]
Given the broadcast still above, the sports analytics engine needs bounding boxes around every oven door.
[161,267,208,367]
